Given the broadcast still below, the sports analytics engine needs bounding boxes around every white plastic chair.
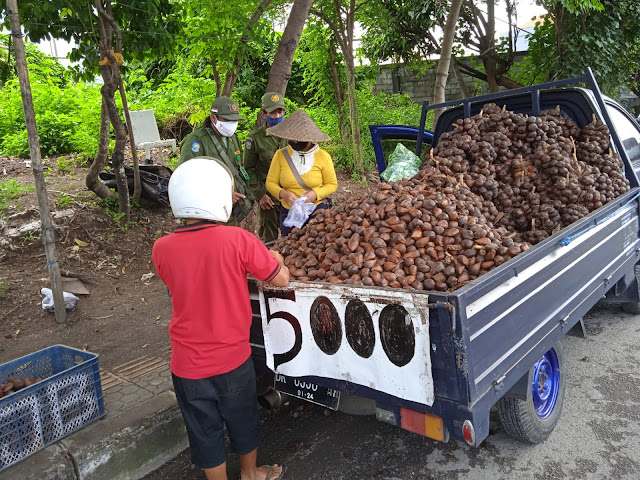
[129,109,177,163]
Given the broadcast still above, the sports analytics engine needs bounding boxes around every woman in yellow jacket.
[265,110,338,236]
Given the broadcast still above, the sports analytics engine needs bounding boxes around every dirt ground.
[0,150,378,370]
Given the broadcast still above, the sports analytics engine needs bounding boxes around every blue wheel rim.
[531,348,560,419]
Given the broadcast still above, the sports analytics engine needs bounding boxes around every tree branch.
[456,60,523,89]
[310,9,348,54]
[333,0,347,38]
[353,0,371,14]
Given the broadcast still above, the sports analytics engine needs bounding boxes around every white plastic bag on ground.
[41,287,80,313]
[283,196,316,229]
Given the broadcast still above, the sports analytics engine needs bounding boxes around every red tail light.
[462,419,475,445]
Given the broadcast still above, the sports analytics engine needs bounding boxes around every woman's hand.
[279,190,298,206]
[232,192,246,204]
[304,190,318,203]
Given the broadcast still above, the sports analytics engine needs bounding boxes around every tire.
[497,341,566,444]
[622,302,640,314]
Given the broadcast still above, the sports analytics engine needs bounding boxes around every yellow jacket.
[266,146,338,209]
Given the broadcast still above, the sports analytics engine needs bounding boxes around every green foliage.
[99,195,140,230]
[0,39,96,158]
[0,36,68,88]
[307,89,427,172]
[56,155,75,174]
[22,231,37,243]
[525,0,640,96]
[3,0,181,83]
[99,195,121,217]
[0,179,35,215]
[296,23,345,108]
[130,57,216,127]
[0,76,103,158]
[177,0,283,92]
[0,278,9,295]
[360,0,445,65]
[554,0,604,13]
[166,151,180,169]
[55,193,74,208]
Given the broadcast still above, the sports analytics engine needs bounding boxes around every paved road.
[144,303,640,480]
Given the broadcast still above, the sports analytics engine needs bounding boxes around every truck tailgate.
[259,282,436,406]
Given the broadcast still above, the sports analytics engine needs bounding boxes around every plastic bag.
[40,287,80,313]
[283,196,316,229]
[381,143,422,182]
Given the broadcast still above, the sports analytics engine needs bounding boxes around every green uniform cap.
[261,92,286,113]
[211,96,244,121]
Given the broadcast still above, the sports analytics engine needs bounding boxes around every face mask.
[289,141,309,152]
[266,115,284,127]
[215,119,238,137]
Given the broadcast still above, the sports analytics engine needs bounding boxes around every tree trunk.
[86,98,116,198]
[344,50,363,175]
[118,79,141,202]
[452,57,469,98]
[485,56,499,92]
[101,82,129,222]
[328,38,347,141]
[265,0,313,94]
[96,0,130,223]
[433,0,463,125]
[212,61,222,97]
[7,0,66,323]
[310,2,363,175]
[484,0,498,93]
[555,3,565,68]
[222,67,238,97]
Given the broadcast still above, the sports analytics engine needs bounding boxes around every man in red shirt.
[153,157,289,480]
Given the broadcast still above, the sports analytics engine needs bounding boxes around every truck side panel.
[457,189,640,404]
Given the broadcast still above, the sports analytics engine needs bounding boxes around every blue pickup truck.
[249,69,640,447]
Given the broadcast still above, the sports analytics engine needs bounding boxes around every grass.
[0,179,35,215]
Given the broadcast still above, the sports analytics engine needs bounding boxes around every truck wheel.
[622,302,640,314]
[497,341,565,444]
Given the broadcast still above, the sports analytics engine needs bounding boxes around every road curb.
[0,391,187,480]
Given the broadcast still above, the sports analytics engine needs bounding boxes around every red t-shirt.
[152,222,280,379]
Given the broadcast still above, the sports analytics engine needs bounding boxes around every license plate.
[274,374,340,410]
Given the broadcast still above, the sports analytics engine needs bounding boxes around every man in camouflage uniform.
[180,96,253,226]
[244,92,288,243]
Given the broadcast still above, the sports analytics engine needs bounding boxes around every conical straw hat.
[266,109,331,143]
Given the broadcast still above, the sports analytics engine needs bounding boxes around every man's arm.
[179,134,200,164]
[268,250,290,287]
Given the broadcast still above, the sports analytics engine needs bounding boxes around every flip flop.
[261,464,285,480]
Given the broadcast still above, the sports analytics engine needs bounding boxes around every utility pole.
[7,0,67,323]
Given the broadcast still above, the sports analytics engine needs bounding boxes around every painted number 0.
[263,291,416,369]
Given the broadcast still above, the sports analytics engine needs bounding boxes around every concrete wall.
[375,57,640,115]
[373,55,526,104]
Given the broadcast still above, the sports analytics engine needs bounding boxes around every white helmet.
[168,157,234,222]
